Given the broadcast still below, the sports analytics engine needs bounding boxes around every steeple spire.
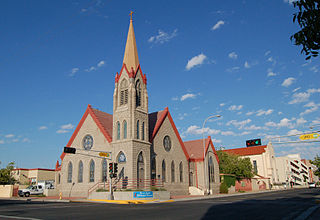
[123,11,140,71]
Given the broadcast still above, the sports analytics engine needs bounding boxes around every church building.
[55,15,220,197]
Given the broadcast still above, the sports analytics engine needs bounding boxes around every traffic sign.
[99,152,111,159]
[299,133,320,141]
[64,147,76,154]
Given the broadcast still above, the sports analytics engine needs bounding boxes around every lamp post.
[202,114,221,195]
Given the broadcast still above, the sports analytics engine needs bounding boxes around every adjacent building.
[276,154,309,186]
[11,168,55,186]
[223,143,277,185]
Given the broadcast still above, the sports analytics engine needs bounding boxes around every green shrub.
[220,182,228,194]
[96,188,108,192]
[224,175,236,188]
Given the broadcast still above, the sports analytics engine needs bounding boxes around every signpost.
[98,152,111,159]
[299,133,319,141]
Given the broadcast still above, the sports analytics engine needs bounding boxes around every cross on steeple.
[129,11,133,20]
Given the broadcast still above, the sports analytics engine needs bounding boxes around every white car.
[18,185,44,197]
[308,182,316,188]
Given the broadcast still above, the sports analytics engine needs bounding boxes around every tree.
[310,155,320,177]
[217,151,254,179]
[290,0,320,60]
[0,161,16,185]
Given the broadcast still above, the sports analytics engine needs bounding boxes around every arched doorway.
[137,152,144,188]
[208,156,214,194]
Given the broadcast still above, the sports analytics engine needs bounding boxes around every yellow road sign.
[99,152,111,158]
[299,133,320,140]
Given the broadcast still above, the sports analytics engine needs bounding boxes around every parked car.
[308,182,316,188]
[18,185,44,197]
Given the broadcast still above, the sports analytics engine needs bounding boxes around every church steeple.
[123,11,140,71]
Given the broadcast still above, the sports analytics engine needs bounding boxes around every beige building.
[223,144,277,184]
[276,154,309,186]
[55,16,220,198]
[11,168,55,185]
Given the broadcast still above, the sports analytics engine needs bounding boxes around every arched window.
[67,162,72,183]
[123,120,127,139]
[135,80,141,107]
[89,160,95,182]
[117,121,120,140]
[209,156,215,183]
[102,158,108,182]
[162,160,166,182]
[142,122,145,140]
[58,174,61,184]
[179,162,183,183]
[136,120,140,139]
[120,79,128,106]
[171,161,175,183]
[78,160,83,183]
[137,152,144,188]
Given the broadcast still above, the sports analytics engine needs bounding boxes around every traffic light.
[64,147,76,154]
[246,139,261,147]
[109,162,113,173]
[114,163,118,174]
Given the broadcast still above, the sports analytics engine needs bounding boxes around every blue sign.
[133,191,153,198]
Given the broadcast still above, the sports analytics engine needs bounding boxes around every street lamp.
[202,114,221,195]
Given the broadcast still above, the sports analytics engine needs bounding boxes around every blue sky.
[1,0,319,169]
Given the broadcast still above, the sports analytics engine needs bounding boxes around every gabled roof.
[60,105,113,161]
[223,145,267,156]
[184,136,219,163]
[149,107,190,160]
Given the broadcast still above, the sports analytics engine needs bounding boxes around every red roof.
[223,145,267,156]
[184,137,219,163]
[60,105,189,162]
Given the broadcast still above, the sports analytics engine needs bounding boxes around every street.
[0,188,319,220]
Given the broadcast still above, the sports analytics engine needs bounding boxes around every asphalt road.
[0,188,319,220]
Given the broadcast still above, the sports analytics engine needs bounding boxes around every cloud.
[220,103,225,107]
[310,65,319,73]
[212,138,222,143]
[265,51,271,56]
[289,88,320,104]
[228,105,243,111]
[300,102,319,116]
[221,131,236,136]
[185,125,220,135]
[296,117,307,125]
[267,71,276,77]
[244,61,250,68]
[281,77,296,87]
[0,140,4,144]
[211,20,225,30]
[39,126,48,130]
[228,52,238,59]
[186,53,207,70]
[287,129,302,136]
[5,134,14,138]
[85,60,106,72]
[148,29,178,44]
[226,119,251,129]
[265,118,294,129]
[292,87,301,93]
[22,138,31,143]
[226,66,240,72]
[283,0,298,4]
[256,109,273,116]
[171,97,178,101]
[69,68,79,77]
[97,60,105,67]
[180,93,196,101]
[61,123,74,130]
[56,123,74,134]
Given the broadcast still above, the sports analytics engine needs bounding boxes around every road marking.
[0,204,97,212]
[0,214,41,220]
[294,206,319,220]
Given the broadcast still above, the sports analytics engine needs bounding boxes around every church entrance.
[137,152,144,188]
